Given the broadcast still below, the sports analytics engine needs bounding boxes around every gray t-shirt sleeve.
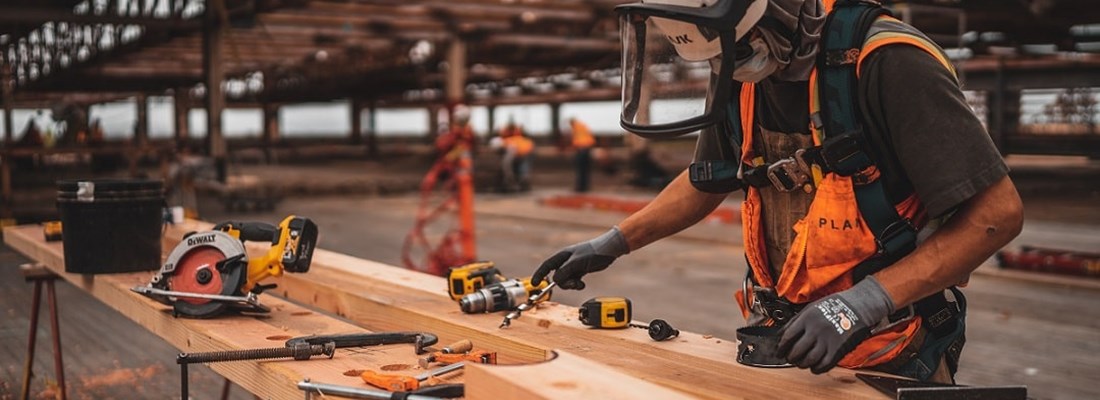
[859,45,1009,218]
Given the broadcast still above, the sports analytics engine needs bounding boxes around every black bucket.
[56,179,164,274]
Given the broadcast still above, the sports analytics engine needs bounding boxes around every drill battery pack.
[447,261,502,301]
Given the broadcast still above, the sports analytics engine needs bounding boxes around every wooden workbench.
[3,224,693,399]
[5,221,890,399]
[167,220,888,399]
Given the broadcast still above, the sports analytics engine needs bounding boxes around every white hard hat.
[452,104,471,121]
[645,0,767,61]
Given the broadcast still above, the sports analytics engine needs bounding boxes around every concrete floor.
[3,149,1099,399]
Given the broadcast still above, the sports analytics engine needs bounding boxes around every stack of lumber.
[5,220,886,399]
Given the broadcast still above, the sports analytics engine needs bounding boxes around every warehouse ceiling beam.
[0,4,202,28]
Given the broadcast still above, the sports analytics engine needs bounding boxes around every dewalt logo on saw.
[187,234,217,246]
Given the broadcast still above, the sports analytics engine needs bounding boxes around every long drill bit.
[499,281,557,329]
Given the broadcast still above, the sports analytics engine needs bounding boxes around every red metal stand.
[20,263,66,400]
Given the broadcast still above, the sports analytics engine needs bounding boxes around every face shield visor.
[617,0,766,139]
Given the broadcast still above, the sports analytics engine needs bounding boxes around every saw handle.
[214,221,280,244]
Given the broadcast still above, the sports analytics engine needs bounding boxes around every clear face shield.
[617,0,763,139]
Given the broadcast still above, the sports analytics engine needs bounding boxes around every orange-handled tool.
[361,361,466,391]
[360,371,418,392]
[418,349,497,369]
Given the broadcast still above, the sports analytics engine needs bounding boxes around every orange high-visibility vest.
[571,120,596,149]
[735,16,956,369]
[505,135,535,157]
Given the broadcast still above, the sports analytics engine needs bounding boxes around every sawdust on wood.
[80,365,164,389]
[551,381,578,389]
[834,375,857,384]
[343,369,366,377]
[538,319,552,328]
[380,364,411,371]
[266,335,293,341]
[291,311,312,316]
[35,380,60,400]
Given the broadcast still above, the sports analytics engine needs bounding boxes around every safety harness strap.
[818,1,917,267]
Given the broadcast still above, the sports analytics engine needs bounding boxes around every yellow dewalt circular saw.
[132,215,318,318]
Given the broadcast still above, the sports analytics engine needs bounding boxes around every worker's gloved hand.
[776,276,895,374]
[532,226,630,290]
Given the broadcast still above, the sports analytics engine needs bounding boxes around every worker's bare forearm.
[618,170,730,251]
[875,175,1023,308]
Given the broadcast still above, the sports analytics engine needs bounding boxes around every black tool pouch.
[736,326,793,368]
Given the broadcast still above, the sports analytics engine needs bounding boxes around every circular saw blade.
[166,244,245,317]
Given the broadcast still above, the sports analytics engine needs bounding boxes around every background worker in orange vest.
[494,119,535,192]
[531,0,1023,383]
[567,117,597,192]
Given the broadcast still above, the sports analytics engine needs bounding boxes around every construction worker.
[435,105,474,159]
[531,0,1023,384]
[495,120,535,192]
[568,117,597,192]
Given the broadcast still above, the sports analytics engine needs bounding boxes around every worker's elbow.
[990,177,1025,243]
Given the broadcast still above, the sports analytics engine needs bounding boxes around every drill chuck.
[459,279,528,313]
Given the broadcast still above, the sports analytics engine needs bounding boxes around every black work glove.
[531,227,630,290]
[776,276,894,374]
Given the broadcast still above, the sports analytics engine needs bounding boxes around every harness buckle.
[820,131,871,176]
[875,219,916,256]
[766,158,811,193]
[749,285,804,324]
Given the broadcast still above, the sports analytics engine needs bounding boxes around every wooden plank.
[164,220,885,400]
[465,351,696,400]
[1,225,454,400]
[5,224,698,400]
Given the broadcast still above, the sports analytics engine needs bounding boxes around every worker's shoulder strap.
[815,0,888,141]
[816,1,918,267]
[859,16,957,79]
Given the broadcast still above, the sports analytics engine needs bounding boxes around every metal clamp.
[285,332,439,355]
[747,285,804,324]
[766,158,812,192]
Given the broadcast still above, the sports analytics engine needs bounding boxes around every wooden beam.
[549,102,561,146]
[263,102,279,162]
[135,93,148,146]
[350,98,362,145]
[0,225,460,400]
[162,221,888,400]
[4,223,733,400]
[465,351,694,400]
[2,63,13,146]
[0,6,203,29]
[446,37,467,105]
[481,34,618,52]
[366,102,378,158]
[174,88,190,144]
[205,1,228,182]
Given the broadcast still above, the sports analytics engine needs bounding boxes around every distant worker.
[530,0,1022,384]
[435,106,475,159]
[567,117,596,192]
[494,119,534,192]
